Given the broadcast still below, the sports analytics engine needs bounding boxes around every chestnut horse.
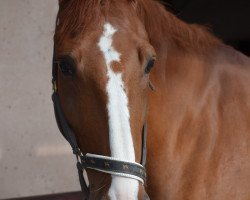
[52,0,250,199]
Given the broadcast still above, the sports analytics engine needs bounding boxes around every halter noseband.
[51,19,147,199]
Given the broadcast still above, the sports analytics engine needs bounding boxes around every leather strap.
[80,154,146,183]
[141,124,147,166]
[77,162,89,200]
[52,92,80,155]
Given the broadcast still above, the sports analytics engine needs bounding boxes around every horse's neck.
[144,2,222,113]
[145,2,222,159]
[146,4,250,199]
[146,0,215,184]
[142,1,222,96]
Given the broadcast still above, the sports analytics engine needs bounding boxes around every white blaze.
[98,23,139,199]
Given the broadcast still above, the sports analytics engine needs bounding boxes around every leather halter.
[51,17,147,199]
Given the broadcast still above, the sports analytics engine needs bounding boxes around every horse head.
[53,0,155,199]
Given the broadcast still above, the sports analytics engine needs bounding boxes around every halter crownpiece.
[51,17,148,198]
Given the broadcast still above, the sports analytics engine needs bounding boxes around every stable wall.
[0,1,80,198]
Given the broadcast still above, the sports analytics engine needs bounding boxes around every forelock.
[54,0,137,45]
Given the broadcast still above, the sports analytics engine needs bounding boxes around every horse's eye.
[58,56,76,77]
[145,58,155,74]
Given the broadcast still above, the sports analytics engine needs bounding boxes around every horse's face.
[55,1,155,199]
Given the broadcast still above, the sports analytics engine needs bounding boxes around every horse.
[52,0,250,199]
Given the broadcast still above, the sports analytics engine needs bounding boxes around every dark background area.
[164,0,250,56]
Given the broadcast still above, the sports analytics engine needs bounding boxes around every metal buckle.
[52,80,57,92]
[75,148,83,162]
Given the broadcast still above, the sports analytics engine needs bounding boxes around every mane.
[55,0,222,54]
[55,0,132,45]
[135,0,222,54]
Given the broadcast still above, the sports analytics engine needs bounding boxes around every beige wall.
[0,1,80,198]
